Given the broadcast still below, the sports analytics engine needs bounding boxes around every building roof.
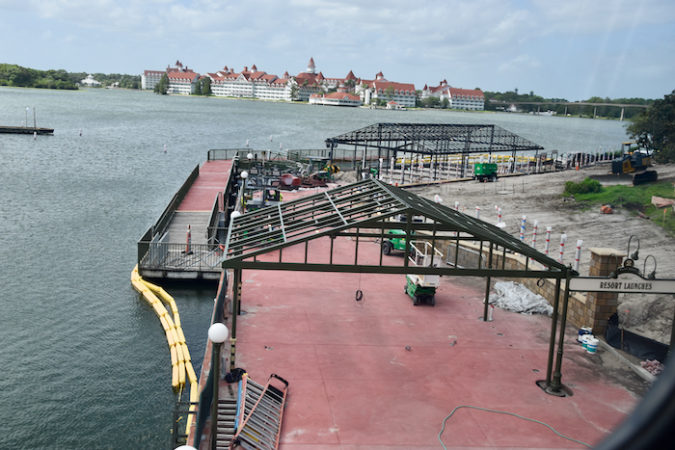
[325,92,361,101]
[372,80,416,94]
[144,70,165,76]
[167,71,199,80]
[450,87,484,98]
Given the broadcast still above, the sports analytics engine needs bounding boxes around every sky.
[1,0,674,101]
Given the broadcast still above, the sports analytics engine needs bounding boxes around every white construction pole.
[519,215,527,241]
[544,227,552,255]
[574,239,583,271]
[558,233,568,263]
[496,207,505,228]
[531,220,539,248]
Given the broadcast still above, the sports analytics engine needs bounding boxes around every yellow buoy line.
[394,153,537,165]
[131,265,199,436]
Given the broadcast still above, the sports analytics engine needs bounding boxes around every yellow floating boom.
[131,266,200,436]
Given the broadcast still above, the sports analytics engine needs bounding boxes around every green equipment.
[382,230,443,306]
[474,162,498,182]
[381,229,406,255]
[405,275,437,306]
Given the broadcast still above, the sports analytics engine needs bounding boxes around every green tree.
[627,90,675,163]
[384,86,395,100]
[154,73,168,95]
[418,96,440,108]
[200,77,212,96]
[440,97,449,109]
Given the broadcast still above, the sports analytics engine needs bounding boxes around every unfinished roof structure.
[324,123,544,178]
[222,178,563,275]
[221,178,574,395]
[325,123,544,156]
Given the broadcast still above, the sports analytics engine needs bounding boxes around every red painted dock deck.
[227,237,642,449]
[178,159,233,212]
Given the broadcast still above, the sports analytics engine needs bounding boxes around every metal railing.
[208,148,245,161]
[141,242,224,272]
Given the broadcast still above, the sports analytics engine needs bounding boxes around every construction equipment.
[231,373,288,450]
[404,241,443,306]
[474,162,498,182]
[381,230,442,306]
[611,142,658,185]
[381,229,407,255]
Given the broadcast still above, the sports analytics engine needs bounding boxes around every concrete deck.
[229,237,643,449]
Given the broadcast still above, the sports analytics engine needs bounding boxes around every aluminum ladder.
[231,374,288,449]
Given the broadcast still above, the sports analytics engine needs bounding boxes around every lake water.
[0,87,628,448]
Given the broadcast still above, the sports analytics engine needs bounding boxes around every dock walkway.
[138,159,233,280]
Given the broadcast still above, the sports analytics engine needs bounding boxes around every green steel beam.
[222,260,564,278]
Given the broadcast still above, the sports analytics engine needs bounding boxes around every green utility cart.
[405,274,438,306]
[382,229,441,306]
[474,162,498,182]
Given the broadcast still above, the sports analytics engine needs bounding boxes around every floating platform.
[137,157,234,281]
[0,125,54,135]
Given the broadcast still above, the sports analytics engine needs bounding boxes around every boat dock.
[0,125,54,135]
[137,152,238,281]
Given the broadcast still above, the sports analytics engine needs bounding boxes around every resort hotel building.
[140,58,481,110]
[421,80,485,110]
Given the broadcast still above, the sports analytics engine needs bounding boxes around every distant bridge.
[489,100,649,121]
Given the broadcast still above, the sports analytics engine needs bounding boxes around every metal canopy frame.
[324,123,544,156]
[221,178,573,396]
[222,178,564,276]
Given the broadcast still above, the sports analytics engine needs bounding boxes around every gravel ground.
[406,162,675,344]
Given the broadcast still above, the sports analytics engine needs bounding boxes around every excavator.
[611,141,658,185]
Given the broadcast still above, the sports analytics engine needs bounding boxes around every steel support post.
[210,340,222,450]
[544,277,562,386]
[230,269,241,370]
[482,243,494,321]
[551,274,572,393]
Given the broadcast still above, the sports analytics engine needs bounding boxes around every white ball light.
[208,323,229,343]
[241,170,249,179]
[231,211,242,219]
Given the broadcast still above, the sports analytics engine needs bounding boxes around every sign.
[569,272,675,294]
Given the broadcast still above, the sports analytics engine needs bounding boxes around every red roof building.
[421,81,484,110]
[207,65,293,101]
[356,72,416,108]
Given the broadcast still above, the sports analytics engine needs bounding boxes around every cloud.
[530,0,675,34]
[498,54,541,73]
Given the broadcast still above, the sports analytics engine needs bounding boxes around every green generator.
[474,163,498,182]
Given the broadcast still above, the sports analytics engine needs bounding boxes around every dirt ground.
[404,162,675,345]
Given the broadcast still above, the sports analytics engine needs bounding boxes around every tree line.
[482,89,653,120]
[0,63,140,90]
[627,89,675,163]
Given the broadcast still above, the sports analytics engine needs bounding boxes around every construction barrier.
[130,265,199,436]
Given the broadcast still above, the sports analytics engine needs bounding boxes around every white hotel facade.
[207,65,293,101]
[421,80,485,110]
